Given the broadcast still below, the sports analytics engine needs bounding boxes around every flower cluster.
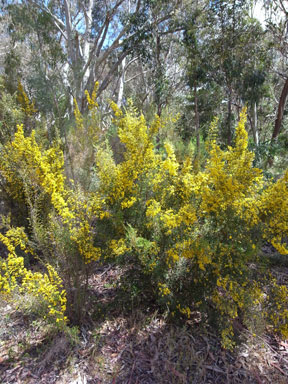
[266,280,288,338]
[1,97,288,347]
[93,104,288,347]
[0,124,103,264]
[17,81,37,117]
[0,229,67,325]
[260,170,288,255]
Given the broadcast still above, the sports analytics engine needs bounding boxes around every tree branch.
[98,49,131,96]
[28,0,67,40]
[125,71,147,83]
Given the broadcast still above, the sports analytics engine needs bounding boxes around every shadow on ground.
[1,264,288,384]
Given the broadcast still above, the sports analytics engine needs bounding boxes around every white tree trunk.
[117,57,126,107]
[252,102,259,146]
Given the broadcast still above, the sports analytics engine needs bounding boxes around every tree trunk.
[272,76,288,141]
[252,102,259,146]
[194,81,200,154]
[117,57,126,107]
[227,87,232,146]
[155,33,162,117]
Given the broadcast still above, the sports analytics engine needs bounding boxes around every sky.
[252,1,268,27]
[252,0,283,27]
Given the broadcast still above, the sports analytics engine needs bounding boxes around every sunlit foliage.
[0,98,287,347]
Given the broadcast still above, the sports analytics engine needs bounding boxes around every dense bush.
[0,225,67,325]
[94,104,288,348]
[0,95,287,348]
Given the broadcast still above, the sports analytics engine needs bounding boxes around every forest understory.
[1,1,288,383]
[1,253,288,384]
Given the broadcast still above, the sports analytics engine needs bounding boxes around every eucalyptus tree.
[265,0,288,142]
[2,0,183,115]
[183,4,209,152]
[206,0,255,145]
[237,17,272,146]
[183,0,271,147]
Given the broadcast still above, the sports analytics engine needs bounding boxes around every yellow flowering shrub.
[17,81,37,117]
[0,124,66,206]
[1,95,288,346]
[0,228,67,325]
[85,81,99,119]
[260,170,288,255]
[0,79,25,145]
[96,102,161,209]
[0,118,106,324]
[73,97,84,133]
[71,82,101,188]
[266,280,288,338]
[0,123,103,264]
[93,103,288,348]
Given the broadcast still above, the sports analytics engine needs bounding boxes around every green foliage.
[0,1,288,359]
[0,91,288,350]
[93,103,288,348]
[0,78,24,144]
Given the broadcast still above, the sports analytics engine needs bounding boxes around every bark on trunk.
[272,76,288,141]
[156,33,162,117]
[117,57,126,107]
[227,88,232,146]
[194,82,200,154]
[252,102,259,146]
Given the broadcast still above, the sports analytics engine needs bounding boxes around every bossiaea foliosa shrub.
[0,96,287,347]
